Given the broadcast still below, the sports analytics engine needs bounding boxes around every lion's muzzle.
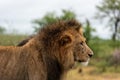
[88,52,93,58]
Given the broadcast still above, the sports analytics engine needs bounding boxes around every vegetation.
[33,10,76,32]
[83,19,95,43]
[0,34,27,46]
[0,26,6,34]
[111,49,120,67]
[89,37,120,73]
[96,0,120,41]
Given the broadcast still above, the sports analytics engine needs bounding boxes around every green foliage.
[96,0,120,40]
[0,26,6,34]
[33,10,76,32]
[61,10,76,20]
[83,19,95,43]
[89,38,120,58]
[33,12,58,32]
[89,37,120,72]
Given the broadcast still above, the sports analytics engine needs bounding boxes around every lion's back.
[0,46,29,80]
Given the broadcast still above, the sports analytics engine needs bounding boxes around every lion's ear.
[59,35,72,46]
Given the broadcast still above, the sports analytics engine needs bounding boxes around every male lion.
[0,20,93,80]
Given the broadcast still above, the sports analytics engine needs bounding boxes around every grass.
[66,66,120,80]
[88,38,120,73]
[89,38,120,58]
[0,34,27,46]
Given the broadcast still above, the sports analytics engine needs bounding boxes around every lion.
[0,20,93,80]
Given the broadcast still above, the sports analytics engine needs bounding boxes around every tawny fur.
[0,20,93,80]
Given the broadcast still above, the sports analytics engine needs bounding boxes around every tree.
[0,26,5,34]
[96,0,120,41]
[33,10,76,32]
[84,19,95,43]
[60,10,76,20]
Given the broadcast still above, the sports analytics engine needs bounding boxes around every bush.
[110,49,120,67]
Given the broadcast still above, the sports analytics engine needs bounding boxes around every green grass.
[89,38,120,58]
[0,34,27,46]
[88,38,120,72]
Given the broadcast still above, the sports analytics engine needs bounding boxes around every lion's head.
[37,20,93,70]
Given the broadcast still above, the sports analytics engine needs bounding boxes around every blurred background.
[0,0,120,80]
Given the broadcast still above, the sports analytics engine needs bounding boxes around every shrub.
[110,49,120,67]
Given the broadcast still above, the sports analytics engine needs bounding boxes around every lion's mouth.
[81,59,90,66]
[74,58,88,62]
[77,60,87,62]
[75,58,90,66]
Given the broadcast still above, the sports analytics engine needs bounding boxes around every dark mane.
[38,19,81,35]
[36,19,82,48]
[17,20,81,47]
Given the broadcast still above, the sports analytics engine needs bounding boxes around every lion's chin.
[81,59,90,66]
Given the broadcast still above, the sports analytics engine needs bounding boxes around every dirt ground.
[66,66,120,80]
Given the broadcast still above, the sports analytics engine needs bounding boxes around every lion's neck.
[44,55,63,80]
[23,38,65,80]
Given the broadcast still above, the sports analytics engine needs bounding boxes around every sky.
[0,0,112,39]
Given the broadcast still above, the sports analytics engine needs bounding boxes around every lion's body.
[0,43,46,80]
[0,20,93,80]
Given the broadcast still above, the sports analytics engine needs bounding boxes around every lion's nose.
[88,52,93,58]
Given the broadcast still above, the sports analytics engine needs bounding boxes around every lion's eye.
[80,42,84,45]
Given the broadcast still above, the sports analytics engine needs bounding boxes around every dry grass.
[66,66,120,80]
